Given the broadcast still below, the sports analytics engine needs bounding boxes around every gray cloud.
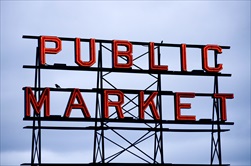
[1,1,250,165]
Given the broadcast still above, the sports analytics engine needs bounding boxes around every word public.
[40,36,223,72]
[24,36,234,121]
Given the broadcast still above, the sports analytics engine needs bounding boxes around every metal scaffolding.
[21,35,233,166]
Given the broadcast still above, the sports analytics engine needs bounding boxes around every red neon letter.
[104,90,124,119]
[180,44,187,72]
[75,38,96,67]
[64,89,91,118]
[213,93,234,121]
[202,45,223,72]
[149,42,168,71]
[40,36,62,65]
[112,40,133,68]
[175,92,196,121]
[139,91,160,120]
[25,87,50,117]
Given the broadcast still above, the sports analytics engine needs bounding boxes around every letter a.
[64,89,91,118]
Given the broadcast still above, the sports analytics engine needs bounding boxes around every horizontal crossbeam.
[23,65,231,77]
[21,163,230,166]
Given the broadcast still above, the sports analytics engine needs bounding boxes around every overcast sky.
[0,1,250,166]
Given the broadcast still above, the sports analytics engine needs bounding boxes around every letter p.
[40,36,62,65]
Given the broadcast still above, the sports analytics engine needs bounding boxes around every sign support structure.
[21,35,234,166]
[211,51,223,165]
[30,46,42,165]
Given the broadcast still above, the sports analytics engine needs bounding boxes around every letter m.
[25,87,50,117]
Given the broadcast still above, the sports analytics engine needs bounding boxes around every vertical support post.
[31,46,42,165]
[210,50,222,165]
[153,45,164,164]
[100,43,105,163]
[93,50,100,163]
[93,42,105,163]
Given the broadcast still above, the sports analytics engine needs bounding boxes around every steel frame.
[210,51,223,165]
[22,35,233,166]
[30,46,42,165]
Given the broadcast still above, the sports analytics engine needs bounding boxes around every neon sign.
[24,36,234,121]
[39,36,224,72]
[22,35,235,165]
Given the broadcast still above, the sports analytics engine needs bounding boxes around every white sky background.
[0,1,250,166]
